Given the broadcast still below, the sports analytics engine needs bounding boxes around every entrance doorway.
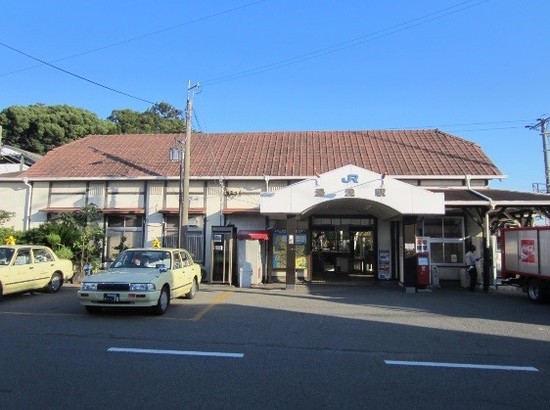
[311,218,375,281]
[350,230,375,276]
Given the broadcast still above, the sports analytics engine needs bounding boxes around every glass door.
[351,230,374,275]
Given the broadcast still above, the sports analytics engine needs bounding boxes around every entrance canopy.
[431,188,550,231]
[237,230,270,240]
[260,165,445,219]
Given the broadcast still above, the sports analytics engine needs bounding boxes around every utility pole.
[527,116,550,193]
[180,81,200,247]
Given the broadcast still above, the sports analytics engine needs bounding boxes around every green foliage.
[113,235,129,256]
[0,227,22,245]
[46,233,62,248]
[0,210,15,226]
[0,104,115,154]
[21,204,104,273]
[0,102,187,156]
[21,220,79,247]
[108,102,185,134]
[54,246,74,260]
[56,204,103,272]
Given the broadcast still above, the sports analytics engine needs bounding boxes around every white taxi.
[78,248,202,315]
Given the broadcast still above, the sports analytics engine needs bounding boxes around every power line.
[0,0,268,79]
[202,0,489,86]
[442,126,526,133]
[385,119,530,133]
[0,41,155,105]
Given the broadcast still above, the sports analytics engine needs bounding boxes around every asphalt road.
[0,282,549,409]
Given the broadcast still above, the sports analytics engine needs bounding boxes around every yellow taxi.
[78,248,202,315]
[0,245,74,298]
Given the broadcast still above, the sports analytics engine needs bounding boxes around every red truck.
[500,227,550,303]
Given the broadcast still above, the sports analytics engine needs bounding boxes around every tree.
[55,204,104,276]
[0,102,187,156]
[108,102,185,134]
[0,104,115,154]
[21,204,104,277]
[0,210,15,226]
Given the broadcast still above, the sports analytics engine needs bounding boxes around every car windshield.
[111,250,171,270]
[0,247,15,265]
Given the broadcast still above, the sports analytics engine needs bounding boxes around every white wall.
[0,181,27,230]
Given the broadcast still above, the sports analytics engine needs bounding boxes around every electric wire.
[0,0,490,114]
[201,0,489,86]
[0,41,155,105]
[0,0,268,79]
[0,0,528,134]
[385,119,531,133]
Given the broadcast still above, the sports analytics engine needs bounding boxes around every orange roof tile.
[22,130,502,179]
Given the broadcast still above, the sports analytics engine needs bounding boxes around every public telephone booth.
[210,226,237,284]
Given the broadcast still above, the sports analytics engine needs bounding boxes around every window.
[15,249,31,265]
[0,248,15,265]
[421,217,465,264]
[423,217,464,239]
[173,252,183,269]
[180,250,191,266]
[33,248,55,263]
[106,215,144,259]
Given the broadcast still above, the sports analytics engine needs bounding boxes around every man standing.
[465,245,481,291]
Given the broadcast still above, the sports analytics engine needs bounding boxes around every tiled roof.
[23,130,503,179]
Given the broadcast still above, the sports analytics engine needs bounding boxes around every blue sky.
[1,1,549,192]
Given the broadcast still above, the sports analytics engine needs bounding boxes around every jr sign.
[341,174,359,184]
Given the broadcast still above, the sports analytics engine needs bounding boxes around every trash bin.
[239,267,252,288]
[431,265,440,288]
[84,263,92,276]
[460,269,470,288]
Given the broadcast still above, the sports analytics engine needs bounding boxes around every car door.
[10,248,34,294]
[180,250,195,289]
[171,251,186,297]
[31,247,55,288]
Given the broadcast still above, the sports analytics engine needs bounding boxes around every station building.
[2,129,550,288]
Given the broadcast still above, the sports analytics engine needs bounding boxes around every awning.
[237,230,269,240]
[40,207,145,215]
[158,207,206,215]
[40,207,83,213]
[223,208,260,215]
[102,208,145,215]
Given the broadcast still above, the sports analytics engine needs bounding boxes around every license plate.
[104,293,120,303]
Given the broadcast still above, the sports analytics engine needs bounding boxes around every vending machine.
[415,237,431,287]
[416,253,430,287]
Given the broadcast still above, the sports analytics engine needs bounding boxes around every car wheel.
[528,279,548,303]
[186,278,198,299]
[46,272,63,293]
[85,306,101,314]
[153,286,170,315]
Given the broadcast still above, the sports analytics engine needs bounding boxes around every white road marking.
[108,347,244,358]
[385,360,537,372]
